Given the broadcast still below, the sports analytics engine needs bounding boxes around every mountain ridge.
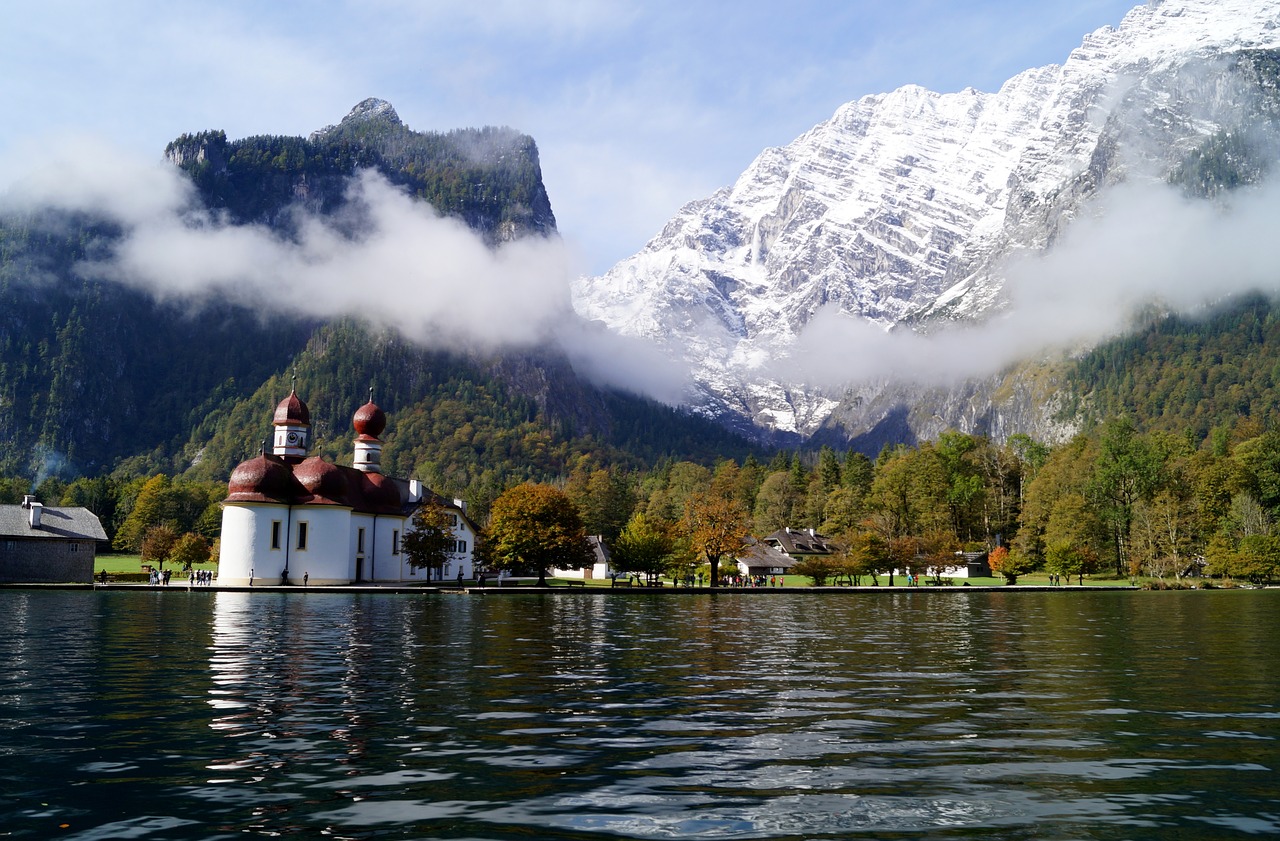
[573,0,1280,442]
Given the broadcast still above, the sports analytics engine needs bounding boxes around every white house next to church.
[218,389,477,586]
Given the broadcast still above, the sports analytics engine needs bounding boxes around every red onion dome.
[294,456,350,506]
[226,454,295,503]
[352,400,386,439]
[273,389,311,427]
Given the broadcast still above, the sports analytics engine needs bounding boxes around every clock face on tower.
[287,432,300,445]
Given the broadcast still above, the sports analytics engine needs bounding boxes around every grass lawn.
[93,553,218,576]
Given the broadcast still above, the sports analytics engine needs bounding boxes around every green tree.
[485,483,593,586]
[115,475,173,552]
[1007,433,1050,502]
[112,475,223,551]
[867,444,950,541]
[1044,540,1096,585]
[821,485,866,538]
[645,462,712,523]
[817,446,842,494]
[0,476,31,504]
[611,511,677,583]
[753,471,798,535]
[1090,417,1164,575]
[791,554,838,586]
[936,431,986,541]
[1042,490,1105,582]
[565,465,633,543]
[1016,434,1099,563]
[1206,533,1280,585]
[402,498,458,578]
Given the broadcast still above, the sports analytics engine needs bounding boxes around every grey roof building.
[735,536,797,576]
[763,527,842,558]
[0,497,108,584]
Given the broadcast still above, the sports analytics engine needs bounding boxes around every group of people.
[148,568,171,586]
[189,569,214,585]
[723,574,784,587]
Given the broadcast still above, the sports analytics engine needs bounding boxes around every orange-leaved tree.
[485,483,594,586]
[684,490,750,587]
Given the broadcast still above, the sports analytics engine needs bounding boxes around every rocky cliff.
[573,0,1280,445]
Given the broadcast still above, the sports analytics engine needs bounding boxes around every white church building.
[219,389,477,586]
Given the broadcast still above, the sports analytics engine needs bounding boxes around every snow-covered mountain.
[572,0,1280,443]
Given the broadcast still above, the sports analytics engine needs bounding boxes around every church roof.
[226,453,302,503]
[273,389,311,427]
[224,453,407,514]
[352,400,386,439]
[226,390,436,516]
[294,456,350,506]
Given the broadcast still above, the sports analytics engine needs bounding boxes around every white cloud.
[1,141,690,402]
[782,178,1280,388]
[0,136,194,225]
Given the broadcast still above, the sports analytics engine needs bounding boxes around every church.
[218,389,476,586]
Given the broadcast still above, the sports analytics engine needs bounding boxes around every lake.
[1,588,1276,839]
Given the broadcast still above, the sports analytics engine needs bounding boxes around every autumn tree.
[986,545,1034,585]
[712,459,760,514]
[403,497,458,578]
[919,529,961,583]
[170,533,211,572]
[684,490,750,587]
[485,483,593,586]
[140,524,179,571]
[832,529,882,585]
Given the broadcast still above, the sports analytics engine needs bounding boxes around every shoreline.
[2,582,1148,594]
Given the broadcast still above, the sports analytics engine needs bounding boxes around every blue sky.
[1,0,1139,276]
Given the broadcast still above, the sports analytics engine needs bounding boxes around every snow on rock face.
[309,98,403,140]
[572,0,1280,439]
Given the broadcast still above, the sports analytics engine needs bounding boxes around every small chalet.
[0,496,108,584]
[763,527,843,559]
[735,536,796,578]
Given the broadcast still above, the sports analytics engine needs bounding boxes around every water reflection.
[0,590,1277,839]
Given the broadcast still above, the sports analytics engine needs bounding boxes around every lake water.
[1,589,1277,840]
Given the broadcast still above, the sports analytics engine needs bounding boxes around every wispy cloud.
[0,141,689,401]
[781,177,1280,387]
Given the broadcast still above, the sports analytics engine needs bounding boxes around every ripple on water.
[1,590,1279,840]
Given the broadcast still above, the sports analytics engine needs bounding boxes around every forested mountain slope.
[0,99,754,492]
[1064,294,1280,439]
